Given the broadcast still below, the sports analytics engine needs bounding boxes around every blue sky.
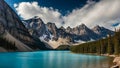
[4,0,120,30]
[5,0,99,15]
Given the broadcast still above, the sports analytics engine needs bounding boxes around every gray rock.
[23,17,114,45]
[0,0,48,51]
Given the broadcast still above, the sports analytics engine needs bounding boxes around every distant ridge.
[23,16,114,48]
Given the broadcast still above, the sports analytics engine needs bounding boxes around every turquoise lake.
[0,51,113,68]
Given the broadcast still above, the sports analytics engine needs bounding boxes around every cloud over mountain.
[14,2,63,27]
[14,0,120,30]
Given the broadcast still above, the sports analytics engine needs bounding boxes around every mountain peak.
[32,16,43,21]
[0,0,48,51]
[32,16,42,20]
[92,25,114,36]
[80,23,86,27]
[66,26,72,30]
[47,22,55,25]
[25,16,43,24]
[34,16,39,18]
[46,22,57,31]
[24,17,114,47]
[47,22,57,28]
[67,26,71,28]
[81,23,86,26]
[24,16,45,29]
[95,25,100,27]
[77,23,88,29]
[92,25,101,30]
[60,26,65,30]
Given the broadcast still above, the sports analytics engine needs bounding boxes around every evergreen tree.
[70,30,120,55]
[107,34,113,54]
[114,32,119,55]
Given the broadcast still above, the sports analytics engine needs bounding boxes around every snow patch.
[74,40,86,43]
[39,34,47,41]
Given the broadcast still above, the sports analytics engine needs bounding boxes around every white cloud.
[63,0,120,30]
[14,0,120,30]
[15,2,63,27]
[14,3,18,8]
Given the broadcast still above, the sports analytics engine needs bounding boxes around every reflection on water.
[0,51,113,68]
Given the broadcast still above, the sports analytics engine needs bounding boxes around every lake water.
[0,51,113,68]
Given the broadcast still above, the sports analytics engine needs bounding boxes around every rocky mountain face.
[0,0,48,51]
[23,17,114,48]
[23,16,51,41]
[92,25,114,37]
[65,24,99,41]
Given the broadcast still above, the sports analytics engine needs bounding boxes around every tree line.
[70,30,120,55]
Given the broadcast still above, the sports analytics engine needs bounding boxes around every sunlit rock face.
[92,25,114,37]
[23,16,114,48]
[23,16,51,42]
[0,0,48,51]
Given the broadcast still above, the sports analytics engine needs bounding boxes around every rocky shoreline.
[100,54,120,68]
[111,57,120,68]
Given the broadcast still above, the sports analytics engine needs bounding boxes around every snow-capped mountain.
[0,0,48,51]
[92,25,114,37]
[23,17,114,49]
[65,24,99,41]
[23,16,51,41]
